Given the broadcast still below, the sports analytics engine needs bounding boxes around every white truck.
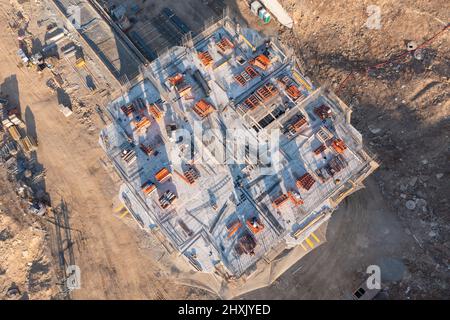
[250,1,271,24]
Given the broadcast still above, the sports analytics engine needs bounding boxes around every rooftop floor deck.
[100,16,377,278]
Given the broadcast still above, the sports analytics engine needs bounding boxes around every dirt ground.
[0,0,210,300]
[0,0,448,300]
[233,0,449,299]
[0,168,59,300]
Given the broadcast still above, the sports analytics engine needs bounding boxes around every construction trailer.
[250,1,271,24]
[99,15,377,289]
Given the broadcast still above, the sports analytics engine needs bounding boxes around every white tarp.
[260,0,294,28]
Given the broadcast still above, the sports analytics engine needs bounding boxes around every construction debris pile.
[0,99,49,217]
[0,101,58,300]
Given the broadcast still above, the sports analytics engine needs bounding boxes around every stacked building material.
[234,66,259,86]
[198,51,213,66]
[193,99,215,118]
[168,73,184,85]
[120,104,135,116]
[287,191,304,206]
[139,143,154,156]
[316,154,348,182]
[331,139,347,154]
[227,220,242,238]
[132,115,151,132]
[327,154,348,176]
[216,36,234,52]
[316,126,333,143]
[148,103,163,120]
[121,149,137,165]
[2,115,36,152]
[178,219,194,237]
[296,172,316,191]
[183,166,200,184]
[272,193,289,208]
[250,54,271,70]
[159,190,177,209]
[7,126,20,141]
[246,217,264,234]
[285,114,307,137]
[155,167,172,183]
[141,181,156,196]
[314,144,327,155]
[235,231,257,256]
[314,104,332,120]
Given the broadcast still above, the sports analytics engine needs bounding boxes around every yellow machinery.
[75,57,86,68]
[239,34,256,52]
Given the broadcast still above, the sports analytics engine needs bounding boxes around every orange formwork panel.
[331,139,347,154]
[216,36,235,52]
[133,116,151,131]
[234,66,260,86]
[139,143,154,156]
[286,85,302,100]
[250,54,271,70]
[314,144,327,155]
[155,167,172,183]
[245,66,259,78]
[287,115,307,134]
[198,51,213,67]
[227,220,242,238]
[246,217,264,234]
[168,73,184,86]
[288,191,304,206]
[255,83,278,102]
[243,94,260,110]
[141,181,156,196]
[234,74,247,86]
[120,104,135,116]
[193,99,215,118]
[296,173,316,191]
[148,103,163,120]
[272,193,289,208]
[278,76,303,100]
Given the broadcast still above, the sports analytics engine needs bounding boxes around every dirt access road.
[0,0,206,299]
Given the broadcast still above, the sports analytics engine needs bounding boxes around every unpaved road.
[0,1,205,299]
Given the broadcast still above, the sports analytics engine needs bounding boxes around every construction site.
[98,15,378,295]
[0,0,449,301]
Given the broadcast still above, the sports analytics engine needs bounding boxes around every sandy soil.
[0,168,58,300]
[0,0,210,299]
